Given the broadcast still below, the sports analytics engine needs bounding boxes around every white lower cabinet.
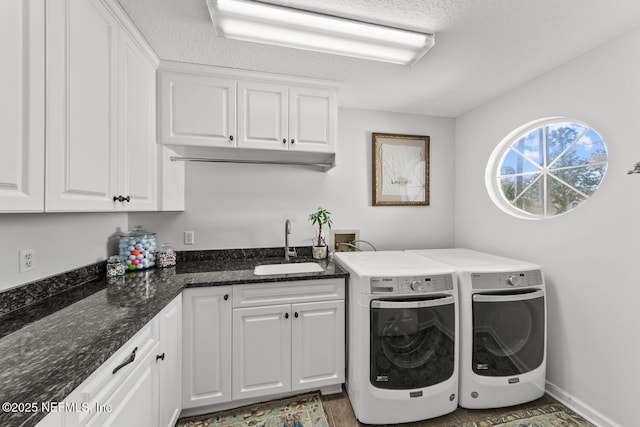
[158,294,183,427]
[182,286,233,408]
[85,347,158,427]
[291,300,345,391]
[232,280,345,401]
[232,304,292,399]
[59,295,181,427]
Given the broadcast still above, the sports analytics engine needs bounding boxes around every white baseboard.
[545,381,619,427]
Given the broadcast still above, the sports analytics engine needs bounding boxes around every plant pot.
[312,245,328,260]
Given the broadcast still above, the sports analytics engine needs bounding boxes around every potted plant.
[309,207,332,259]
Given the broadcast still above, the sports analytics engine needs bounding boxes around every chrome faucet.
[284,219,297,261]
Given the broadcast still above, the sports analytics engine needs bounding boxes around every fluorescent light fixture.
[206,0,435,65]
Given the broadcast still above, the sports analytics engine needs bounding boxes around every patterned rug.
[175,393,329,427]
[456,404,596,427]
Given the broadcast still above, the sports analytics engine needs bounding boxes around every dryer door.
[472,289,545,377]
[370,296,455,390]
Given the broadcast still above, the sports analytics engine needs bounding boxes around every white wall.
[455,27,640,427]
[130,107,456,252]
[0,213,127,291]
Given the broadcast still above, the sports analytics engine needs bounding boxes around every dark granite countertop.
[0,250,348,426]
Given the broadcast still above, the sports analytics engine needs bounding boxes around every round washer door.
[370,296,456,390]
[472,290,545,376]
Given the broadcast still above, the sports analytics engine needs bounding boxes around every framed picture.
[372,133,430,206]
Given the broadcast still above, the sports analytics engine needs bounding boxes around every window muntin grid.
[487,119,608,219]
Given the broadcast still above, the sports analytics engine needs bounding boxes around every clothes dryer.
[334,251,459,424]
[409,249,546,409]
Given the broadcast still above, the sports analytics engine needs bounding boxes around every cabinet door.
[182,287,232,408]
[288,86,337,153]
[0,0,45,213]
[118,32,157,211]
[46,0,119,211]
[291,300,345,391]
[87,346,159,427]
[159,72,236,148]
[237,81,288,150]
[158,295,182,427]
[232,305,292,400]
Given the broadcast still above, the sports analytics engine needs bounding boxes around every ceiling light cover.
[206,0,435,65]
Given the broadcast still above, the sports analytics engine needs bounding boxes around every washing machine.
[333,251,459,424]
[409,248,546,409]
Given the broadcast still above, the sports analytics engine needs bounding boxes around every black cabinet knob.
[290,139,295,144]
[285,312,289,319]
[282,138,287,144]
[294,312,299,318]
[224,294,229,301]
[156,353,165,362]
[229,135,234,141]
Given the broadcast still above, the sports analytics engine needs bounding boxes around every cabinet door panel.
[292,300,345,391]
[159,72,236,147]
[182,287,232,408]
[289,86,336,153]
[119,33,156,210]
[46,0,118,211]
[0,0,45,212]
[237,81,288,150]
[87,349,159,427]
[233,305,291,400]
[158,295,182,427]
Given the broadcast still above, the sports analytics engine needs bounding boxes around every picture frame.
[372,133,430,206]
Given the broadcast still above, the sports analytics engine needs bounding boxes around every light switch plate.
[184,231,195,245]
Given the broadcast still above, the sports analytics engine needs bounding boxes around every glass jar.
[106,255,126,277]
[118,226,157,270]
[157,243,176,268]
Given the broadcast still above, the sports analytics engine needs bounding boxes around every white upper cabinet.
[0,0,45,213]
[118,31,157,211]
[157,62,338,168]
[237,81,289,150]
[45,0,163,212]
[233,81,337,153]
[158,72,237,148]
[288,86,336,153]
[46,0,120,212]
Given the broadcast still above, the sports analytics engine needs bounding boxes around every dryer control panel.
[471,269,543,289]
[371,274,454,294]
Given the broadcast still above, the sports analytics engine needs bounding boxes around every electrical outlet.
[184,231,195,245]
[19,249,35,273]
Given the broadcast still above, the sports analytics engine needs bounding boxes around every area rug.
[456,404,595,427]
[175,392,329,427]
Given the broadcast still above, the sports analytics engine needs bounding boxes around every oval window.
[486,118,608,219]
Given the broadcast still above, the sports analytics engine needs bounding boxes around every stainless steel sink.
[254,262,323,275]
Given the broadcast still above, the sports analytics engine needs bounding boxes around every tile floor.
[319,389,559,427]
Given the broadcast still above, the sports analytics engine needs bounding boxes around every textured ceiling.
[117,0,640,117]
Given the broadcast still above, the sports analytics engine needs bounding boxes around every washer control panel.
[471,269,543,289]
[370,274,454,294]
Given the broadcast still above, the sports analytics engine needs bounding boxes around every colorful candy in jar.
[118,226,156,270]
[106,255,126,277]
